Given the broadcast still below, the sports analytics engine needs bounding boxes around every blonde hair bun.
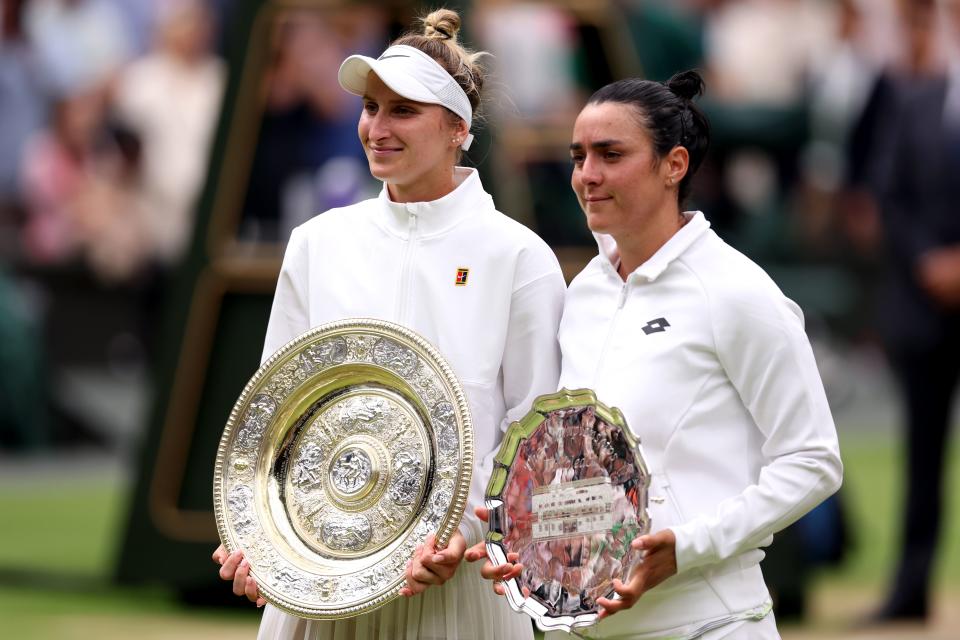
[393,7,486,117]
[422,9,461,42]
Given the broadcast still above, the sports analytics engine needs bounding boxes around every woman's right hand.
[594,529,678,620]
[212,544,266,607]
[464,507,524,596]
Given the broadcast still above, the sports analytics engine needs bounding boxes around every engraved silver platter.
[485,389,649,633]
[214,318,473,619]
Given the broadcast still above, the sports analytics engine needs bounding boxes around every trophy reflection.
[486,389,650,632]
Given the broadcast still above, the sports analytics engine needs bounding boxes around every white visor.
[338,44,474,150]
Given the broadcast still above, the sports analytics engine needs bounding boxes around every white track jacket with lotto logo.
[262,167,565,546]
[557,212,843,639]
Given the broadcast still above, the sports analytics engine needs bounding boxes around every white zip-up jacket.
[557,212,843,638]
[262,167,566,545]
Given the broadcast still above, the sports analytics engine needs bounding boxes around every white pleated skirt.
[257,561,535,640]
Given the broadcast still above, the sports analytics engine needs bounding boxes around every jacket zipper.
[592,279,629,385]
[395,209,418,323]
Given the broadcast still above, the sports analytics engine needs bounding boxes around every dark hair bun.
[667,70,705,102]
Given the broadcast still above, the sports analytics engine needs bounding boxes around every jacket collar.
[376,167,493,237]
[595,211,710,282]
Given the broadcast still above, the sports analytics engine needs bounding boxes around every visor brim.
[338,55,439,107]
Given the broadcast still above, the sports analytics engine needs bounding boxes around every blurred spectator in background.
[112,0,224,266]
[111,0,160,57]
[0,0,47,256]
[24,0,132,97]
[704,0,831,107]
[860,0,960,623]
[685,0,831,244]
[804,0,895,255]
[20,88,103,265]
[0,1,47,454]
[789,0,901,338]
[846,0,941,218]
[238,6,382,244]
[18,0,225,281]
[471,1,583,242]
[18,84,151,283]
[474,1,580,122]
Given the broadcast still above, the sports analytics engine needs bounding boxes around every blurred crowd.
[1,0,225,279]
[0,0,954,450]
[0,0,227,450]
[0,0,958,628]
[2,0,933,288]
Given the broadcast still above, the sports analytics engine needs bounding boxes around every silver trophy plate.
[213,319,473,619]
[485,389,650,633]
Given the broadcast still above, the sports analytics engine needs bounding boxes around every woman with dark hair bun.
[484,71,843,638]
[560,70,841,637]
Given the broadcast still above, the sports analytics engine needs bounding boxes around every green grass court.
[1,431,957,638]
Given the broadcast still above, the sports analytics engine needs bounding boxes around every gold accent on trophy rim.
[213,318,474,619]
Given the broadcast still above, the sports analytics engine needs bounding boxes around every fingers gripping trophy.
[484,389,651,634]
[212,7,567,640]
[480,70,842,639]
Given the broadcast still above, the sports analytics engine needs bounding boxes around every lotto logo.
[642,317,670,335]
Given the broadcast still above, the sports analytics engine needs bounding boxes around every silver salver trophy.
[485,389,650,633]
[213,319,473,618]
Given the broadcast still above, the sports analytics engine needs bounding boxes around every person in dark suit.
[869,0,960,622]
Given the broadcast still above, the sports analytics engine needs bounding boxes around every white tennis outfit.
[551,212,843,639]
[257,168,565,639]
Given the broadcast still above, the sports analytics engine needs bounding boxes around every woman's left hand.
[399,531,467,597]
[595,529,678,620]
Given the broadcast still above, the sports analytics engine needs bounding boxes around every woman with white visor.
[213,8,564,640]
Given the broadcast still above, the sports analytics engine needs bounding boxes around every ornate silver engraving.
[321,514,373,551]
[301,337,348,372]
[389,451,423,505]
[272,563,306,594]
[373,338,418,376]
[236,393,277,450]
[286,392,430,556]
[291,442,324,488]
[264,359,308,400]
[428,487,453,526]
[330,448,373,494]
[430,401,455,427]
[335,396,386,431]
[215,319,473,619]
[432,401,459,453]
[247,393,277,425]
[227,484,256,537]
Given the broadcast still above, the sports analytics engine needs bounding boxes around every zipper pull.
[408,209,417,234]
[617,282,629,309]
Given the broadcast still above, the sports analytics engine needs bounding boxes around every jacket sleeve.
[260,226,311,364]
[671,289,843,573]
[458,253,566,546]
[499,270,566,429]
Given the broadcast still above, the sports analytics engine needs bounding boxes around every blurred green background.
[2,429,958,639]
[3,0,960,637]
